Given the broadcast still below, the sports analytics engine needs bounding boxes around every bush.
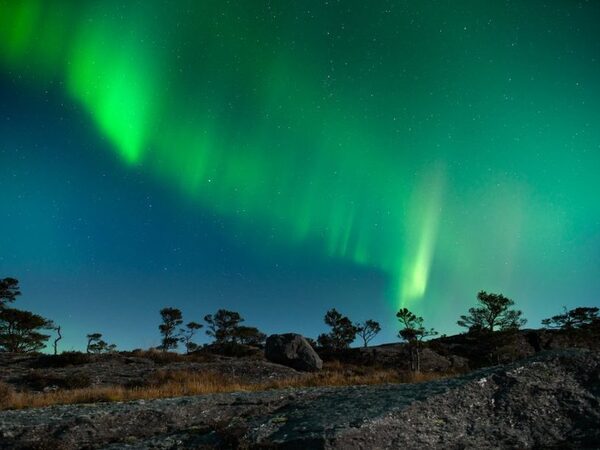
[0,382,14,409]
[120,348,217,364]
[22,371,92,390]
[203,342,261,358]
[124,349,184,365]
[62,373,92,389]
[31,352,92,369]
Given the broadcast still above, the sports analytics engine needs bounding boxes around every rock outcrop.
[1,350,598,449]
[265,333,323,372]
[0,352,302,391]
[319,326,600,372]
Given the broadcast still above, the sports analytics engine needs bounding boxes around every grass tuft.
[0,363,450,411]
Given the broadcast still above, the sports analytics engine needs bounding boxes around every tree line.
[1,277,598,361]
[156,307,266,353]
[316,291,529,352]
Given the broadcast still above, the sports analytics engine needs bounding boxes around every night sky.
[1,1,599,351]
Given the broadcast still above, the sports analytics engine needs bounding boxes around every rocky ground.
[1,327,597,395]
[0,351,304,392]
[1,349,598,449]
[322,326,600,371]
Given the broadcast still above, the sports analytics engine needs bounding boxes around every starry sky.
[1,0,599,351]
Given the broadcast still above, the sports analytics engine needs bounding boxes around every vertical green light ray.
[0,1,73,77]
[398,166,445,308]
[0,0,41,63]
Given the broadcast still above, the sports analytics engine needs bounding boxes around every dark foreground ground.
[1,349,598,449]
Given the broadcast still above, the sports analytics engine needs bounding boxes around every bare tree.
[52,324,62,355]
[179,321,203,353]
[356,320,381,347]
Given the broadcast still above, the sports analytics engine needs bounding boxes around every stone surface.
[0,352,303,392]
[1,350,598,449]
[315,326,600,373]
[418,347,451,372]
[265,333,323,372]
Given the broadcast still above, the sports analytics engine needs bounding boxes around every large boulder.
[265,333,323,372]
[419,348,452,372]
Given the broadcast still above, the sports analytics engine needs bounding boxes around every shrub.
[21,371,92,391]
[0,382,14,409]
[542,306,599,330]
[203,342,261,358]
[31,352,92,369]
[128,348,184,365]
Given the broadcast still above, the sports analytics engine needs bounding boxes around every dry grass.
[0,363,449,411]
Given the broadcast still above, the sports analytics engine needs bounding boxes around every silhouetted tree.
[86,332,116,354]
[51,324,62,356]
[86,333,102,354]
[316,333,334,349]
[542,306,599,330]
[305,337,318,349]
[0,277,20,307]
[89,338,108,354]
[317,308,358,350]
[204,309,244,344]
[457,291,526,332]
[356,320,381,348]
[397,308,437,372]
[234,326,267,346]
[0,307,52,353]
[179,321,203,353]
[159,308,183,351]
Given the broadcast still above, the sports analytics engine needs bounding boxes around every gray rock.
[265,333,323,372]
[448,354,470,370]
[0,350,598,449]
[419,348,451,372]
[0,352,302,392]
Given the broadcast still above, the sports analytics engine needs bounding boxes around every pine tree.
[458,291,526,332]
[158,308,183,351]
[397,308,437,372]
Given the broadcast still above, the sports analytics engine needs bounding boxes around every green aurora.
[1,0,599,323]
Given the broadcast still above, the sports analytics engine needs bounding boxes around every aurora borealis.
[1,1,599,349]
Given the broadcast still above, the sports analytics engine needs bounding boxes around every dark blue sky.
[0,76,392,349]
[1,1,599,351]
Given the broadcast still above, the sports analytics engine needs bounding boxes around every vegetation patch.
[30,352,93,369]
[21,371,92,391]
[0,363,447,411]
